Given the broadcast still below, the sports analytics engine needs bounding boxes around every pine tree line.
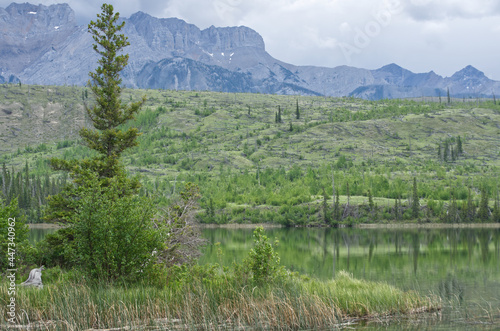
[0,163,65,223]
[438,135,464,162]
[443,186,499,223]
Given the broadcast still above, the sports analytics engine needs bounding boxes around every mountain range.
[1,2,499,100]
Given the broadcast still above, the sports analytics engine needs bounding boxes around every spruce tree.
[443,141,449,162]
[448,192,458,223]
[346,182,350,206]
[412,177,419,219]
[493,190,500,223]
[368,189,374,211]
[334,187,341,222]
[46,3,145,223]
[478,187,490,222]
[296,99,300,119]
[322,187,330,224]
[394,196,399,221]
[457,136,463,156]
[466,187,475,222]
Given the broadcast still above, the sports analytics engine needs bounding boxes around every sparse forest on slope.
[1,83,499,224]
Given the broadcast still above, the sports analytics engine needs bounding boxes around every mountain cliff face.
[1,2,499,99]
[0,3,78,79]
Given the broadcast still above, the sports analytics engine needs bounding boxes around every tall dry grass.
[0,270,438,330]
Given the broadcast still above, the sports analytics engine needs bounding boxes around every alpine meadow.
[2,83,499,226]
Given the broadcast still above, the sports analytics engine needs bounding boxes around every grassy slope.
[1,84,499,223]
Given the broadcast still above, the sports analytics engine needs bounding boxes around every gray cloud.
[403,0,500,21]
[1,0,499,80]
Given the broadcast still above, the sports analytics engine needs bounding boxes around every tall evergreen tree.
[295,99,300,119]
[394,195,400,221]
[334,187,341,222]
[1,163,8,198]
[346,182,350,206]
[457,136,463,156]
[448,192,458,223]
[412,177,419,219]
[478,187,490,222]
[466,187,476,222]
[368,189,374,212]
[493,190,500,223]
[46,3,145,223]
[322,187,330,224]
[443,141,449,162]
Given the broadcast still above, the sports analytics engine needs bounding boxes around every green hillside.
[1,83,499,224]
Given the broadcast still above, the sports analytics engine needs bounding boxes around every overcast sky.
[3,0,500,79]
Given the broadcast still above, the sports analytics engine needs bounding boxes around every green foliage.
[322,187,330,224]
[412,177,419,219]
[36,227,76,268]
[0,199,33,269]
[0,163,64,223]
[46,4,144,224]
[84,4,145,167]
[244,226,283,284]
[478,187,490,222]
[296,99,300,119]
[2,80,500,226]
[493,191,500,223]
[70,172,161,281]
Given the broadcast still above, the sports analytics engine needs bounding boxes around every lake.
[31,225,500,330]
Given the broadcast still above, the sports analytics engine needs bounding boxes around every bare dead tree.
[154,182,207,266]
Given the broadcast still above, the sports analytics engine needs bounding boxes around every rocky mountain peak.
[451,65,487,80]
[1,2,499,99]
[4,2,76,29]
[200,25,265,52]
[0,2,78,73]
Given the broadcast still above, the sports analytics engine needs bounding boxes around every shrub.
[0,199,35,270]
[244,226,283,284]
[70,173,162,281]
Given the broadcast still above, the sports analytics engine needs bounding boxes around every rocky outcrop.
[1,2,499,100]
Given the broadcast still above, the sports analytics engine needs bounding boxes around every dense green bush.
[70,173,162,281]
[0,199,34,269]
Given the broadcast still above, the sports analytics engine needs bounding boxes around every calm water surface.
[31,226,500,330]
[199,226,500,330]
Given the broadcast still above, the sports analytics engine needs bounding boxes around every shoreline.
[28,223,64,229]
[29,222,500,230]
[356,222,500,229]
